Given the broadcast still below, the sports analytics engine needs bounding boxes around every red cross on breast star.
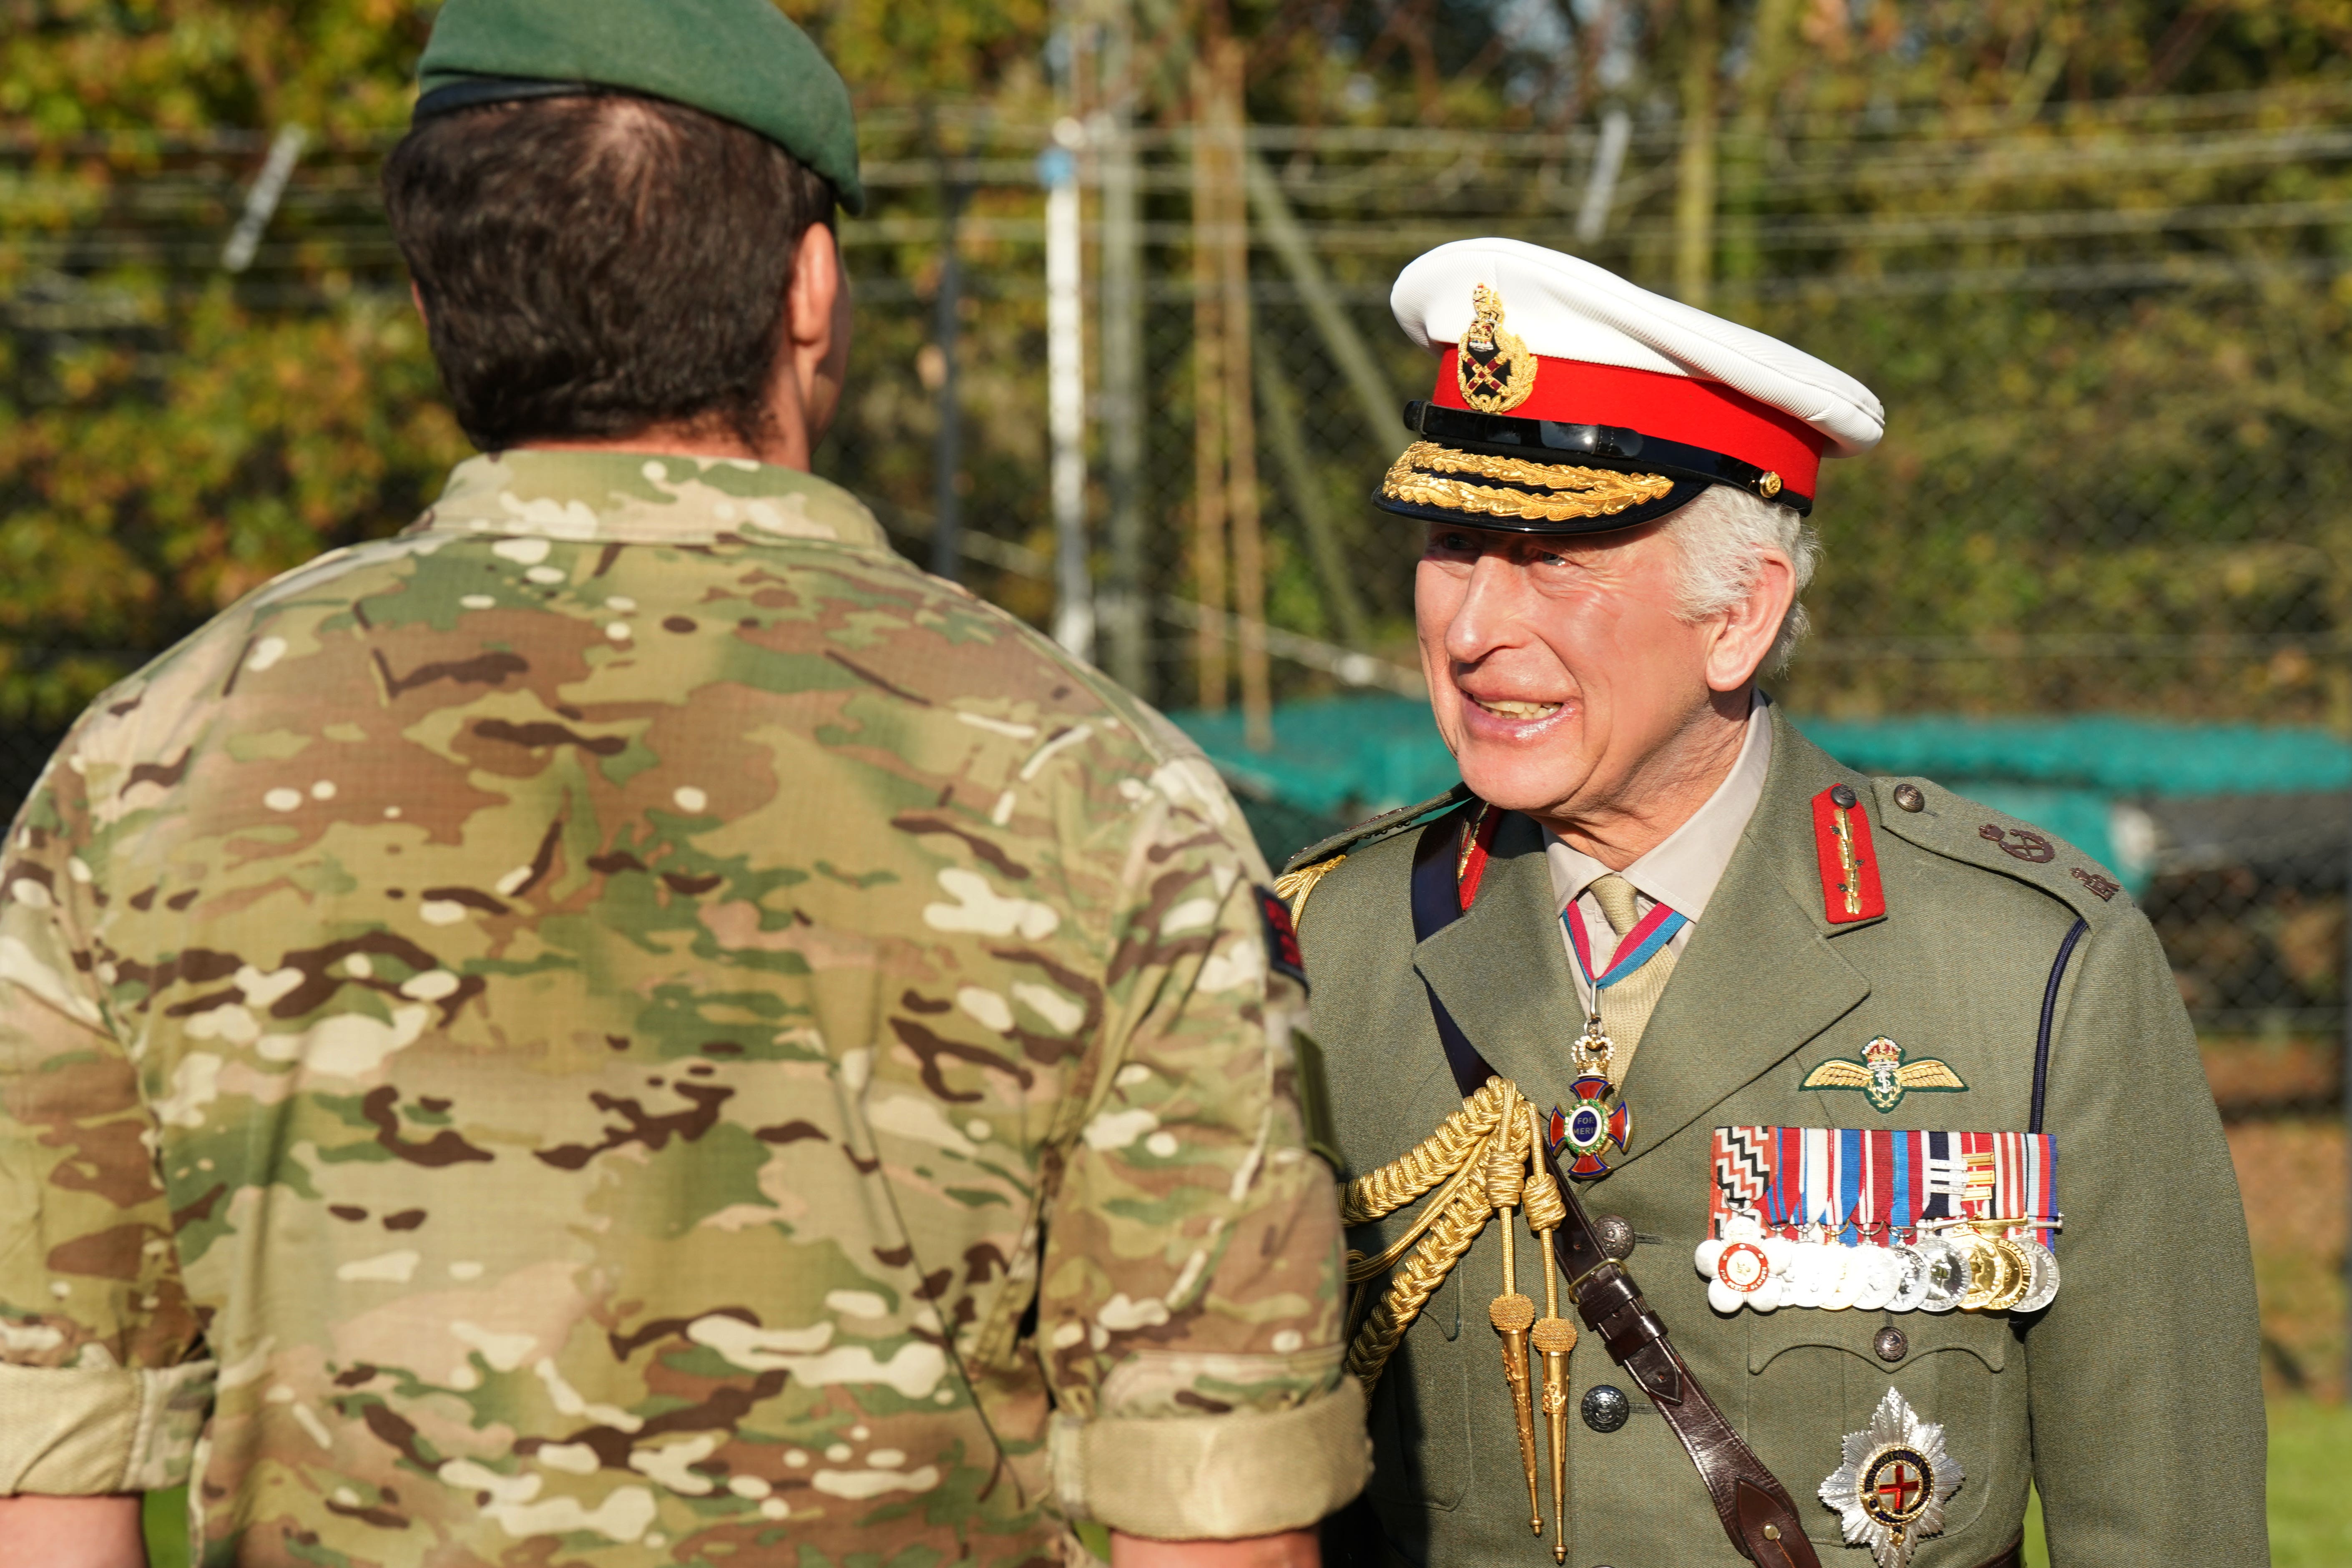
[1873,1460,1922,1515]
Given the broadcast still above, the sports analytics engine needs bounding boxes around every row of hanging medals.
[1339,1070,1586,1564]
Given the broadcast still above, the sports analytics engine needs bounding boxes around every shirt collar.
[1544,692,1776,922]
[412,448,895,551]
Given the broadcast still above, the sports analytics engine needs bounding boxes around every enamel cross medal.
[1550,1016,1633,1177]
[1552,893,1681,1178]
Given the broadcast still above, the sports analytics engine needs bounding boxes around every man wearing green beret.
[0,3,1364,1565]
[1287,239,2263,1568]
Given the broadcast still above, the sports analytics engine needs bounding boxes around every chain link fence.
[817,95,2352,1118]
[5,88,2349,1116]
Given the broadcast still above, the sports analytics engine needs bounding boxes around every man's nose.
[1444,551,1526,665]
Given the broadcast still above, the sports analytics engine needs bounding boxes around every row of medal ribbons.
[1696,1127,2061,1316]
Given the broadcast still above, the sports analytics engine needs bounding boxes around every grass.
[2021,1396,2352,1566]
[142,1488,187,1568]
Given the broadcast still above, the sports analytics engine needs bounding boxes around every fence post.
[1095,4,1148,695]
[1244,151,1403,458]
[1255,350,1372,652]
[928,126,967,585]
[1209,38,1271,752]
[1673,0,1718,307]
[221,124,307,274]
[1188,68,1229,713]
[1042,121,1092,662]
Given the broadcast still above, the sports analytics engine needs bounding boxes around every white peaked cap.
[1391,238,1885,457]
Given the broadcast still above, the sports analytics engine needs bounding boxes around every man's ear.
[1703,551,1796,692]
[784,222,843,361]
[778,221,851,454]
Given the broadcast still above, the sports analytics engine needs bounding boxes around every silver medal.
[1851,1246,1900,1312]
[2013,1239,2061,1313]
[1915,1237,1966,1314]
[1885,1244,1932,1313]
[1821,1246,1861,1311]
[1784,1241,1830,1309]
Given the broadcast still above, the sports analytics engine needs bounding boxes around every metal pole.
[1674,0,1719,308]
[1211,39,1270,751]
[930,139,967,583]
[1244,153,1403,456]
[1254,350,1372,652]
[1188,71,1229,713]
[1043,120,1093,661]
[1096,2,1148,694]
[222,124,307,274]
[1574,109,1631,245]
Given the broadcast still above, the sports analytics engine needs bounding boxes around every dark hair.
[382,93,835,451]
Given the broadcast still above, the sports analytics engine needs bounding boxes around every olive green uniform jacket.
[1291,707,2264,1568]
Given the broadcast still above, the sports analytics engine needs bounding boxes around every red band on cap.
[1435,349,1826,496]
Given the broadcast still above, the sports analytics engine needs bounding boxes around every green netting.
[1797,716,2352,799]
[1171,698,2352,875]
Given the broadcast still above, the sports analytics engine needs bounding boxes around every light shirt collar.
[1545,692,1775,923]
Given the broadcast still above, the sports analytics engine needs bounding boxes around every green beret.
[415,0,864,215]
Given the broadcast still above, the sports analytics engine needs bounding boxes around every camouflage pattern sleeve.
[0,750,215,1494]
[1027,748,1368,1540]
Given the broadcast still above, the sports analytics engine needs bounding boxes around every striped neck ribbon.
[1563,896,1688,992]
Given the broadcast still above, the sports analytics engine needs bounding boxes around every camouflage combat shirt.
[0,451,1366,1565]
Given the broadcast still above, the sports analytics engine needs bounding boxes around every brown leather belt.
[1409,816,1822,1568]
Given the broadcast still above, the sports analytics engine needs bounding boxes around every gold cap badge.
[1456,283,1539,414]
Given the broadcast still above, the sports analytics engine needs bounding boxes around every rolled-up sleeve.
[1035,764,1367,1539]
[0,751,213,1495]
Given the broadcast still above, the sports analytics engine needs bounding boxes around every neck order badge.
[1550,892,1682,1176]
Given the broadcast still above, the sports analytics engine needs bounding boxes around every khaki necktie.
[1586,872,1677,1081]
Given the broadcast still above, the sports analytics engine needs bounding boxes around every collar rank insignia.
[1801,1036,1967,1113]
[1811,782,1885,924]
[1456,284,1539,414]
[1820,1386,1962,1568]
[1548,1073,1632,1177]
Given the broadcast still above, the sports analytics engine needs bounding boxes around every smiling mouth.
[1470,696,1563,720]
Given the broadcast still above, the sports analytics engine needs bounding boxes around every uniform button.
[1874,1327,1908,1362]
[1593,1214,1636,1260]
[1893,783,1925,813]
[1581,1384,1631,1432]
[1830,783,1858,809]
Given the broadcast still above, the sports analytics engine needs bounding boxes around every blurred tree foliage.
[4,0,2352,742]
[0,0,453,729]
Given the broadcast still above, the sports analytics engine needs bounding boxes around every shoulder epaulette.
[1276,784,1476,926]
[1867,775,2131,924]
[1280,783,1475,878]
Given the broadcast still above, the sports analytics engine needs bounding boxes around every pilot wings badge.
[1801,1036,1967,1114]
[1820,1385,1962,1568]
[1455,284,1540,414]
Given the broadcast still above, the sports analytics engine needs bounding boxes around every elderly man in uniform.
[0,3,1366,1564]
[1284,239,2263,1568]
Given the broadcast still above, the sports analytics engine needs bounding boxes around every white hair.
[1659,485,1821,677]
